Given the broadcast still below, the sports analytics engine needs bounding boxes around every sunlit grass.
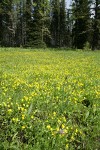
[0,48,100,149]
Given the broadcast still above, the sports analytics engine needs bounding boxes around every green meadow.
[0,48,100,150]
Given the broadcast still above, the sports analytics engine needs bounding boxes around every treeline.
[0,0,100,49]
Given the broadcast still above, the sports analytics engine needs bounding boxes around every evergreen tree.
[72,0,91,49]
[66,8,73,48]
[31,0,49,48]
[59,0,67,47]
[41,0,51,47]
[0,0,3,46]
[25,0,32,47]
[15,0,26,46]
[50,0,69,47]
[1,0,99,49]
[25,0,50,48]
[50,0,60,47]
[92,0,100,50]
[0,0,13,46]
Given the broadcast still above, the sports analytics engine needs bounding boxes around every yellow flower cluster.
[0,50,100,149]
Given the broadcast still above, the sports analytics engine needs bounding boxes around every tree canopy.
[0,0,100,49]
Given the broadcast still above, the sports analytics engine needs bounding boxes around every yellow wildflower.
[12,117,19,122]
[8,109,12,113]
[65,144,69,149]
[62,124,65,129]
[71,135,75,141]
[46,125,51,130]
[22,114,25,120]
[31,115,34,119]
[22,125,26,129]
[53,112,56,116]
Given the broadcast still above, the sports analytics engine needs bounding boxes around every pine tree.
[0,0,3,46]
[25,0,32,47]
[72,0,91,49]
[92,0,100,50]
[0,0,13,46]
[2,0,14,46]
[31,0,49,48]
[59,0,67,47]
[50,0,60,47]
[66,8,73,48]
[25,0,49,48]
[15,0,25,46]
[50,0,69,47]
[41,0,51,47]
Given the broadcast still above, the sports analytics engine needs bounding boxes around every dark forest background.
[0,0,100,50]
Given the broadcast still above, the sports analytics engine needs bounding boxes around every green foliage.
[25,0,50,48]
[83,41,91,51]
[0,0,13,45]
[50,0,67,47]
[92,0,100,50]
[72,0,92,49]
[0,48,100,149]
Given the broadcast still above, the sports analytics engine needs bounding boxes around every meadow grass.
[0,48,100,150]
